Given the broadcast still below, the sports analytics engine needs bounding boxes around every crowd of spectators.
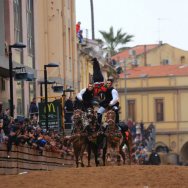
[126,120,159,165]
[0,106,72,158]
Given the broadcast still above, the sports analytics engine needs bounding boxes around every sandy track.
[0,165,188,188]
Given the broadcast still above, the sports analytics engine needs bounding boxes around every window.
[128,100,136,121]
[29,82,35,102]
[155,99,164,122]
[16,81,24,115]
[180,56,185,64]
[13,0,22,43]
[161,59,170,65]
[1,78,5,91]
[26,0,34,56]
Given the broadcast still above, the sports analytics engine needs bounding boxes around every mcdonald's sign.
[43,103,56,113]
[38,100,62,131]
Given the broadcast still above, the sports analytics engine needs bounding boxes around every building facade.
[112,43,188,67]
[117,65,188,163]
[0,0,77,117]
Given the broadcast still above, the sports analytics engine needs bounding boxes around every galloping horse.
[84,108,99,167]
[104,109,124,165]
[118,122,133,164]
[71,109,87,167]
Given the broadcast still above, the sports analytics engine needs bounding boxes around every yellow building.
[0,0,77,116]
[117,64,188,163]
[112,43,188,67]
[35,0,78,98]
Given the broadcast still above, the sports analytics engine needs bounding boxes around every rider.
[74,83,94,111]
[97,79,119,126]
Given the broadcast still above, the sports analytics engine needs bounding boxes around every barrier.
[0,143,74,175]
[166,152,179,165]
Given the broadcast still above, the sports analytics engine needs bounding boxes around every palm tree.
[99,26,134,56]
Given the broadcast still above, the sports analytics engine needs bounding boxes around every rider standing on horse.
[74,83,94,111]
[97,79,120,126]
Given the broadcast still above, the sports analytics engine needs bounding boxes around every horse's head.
[106,110,116,123]
[105,110,116,131]
[72,109,84,133]
[73,109,83,120]
[86,108,94,119]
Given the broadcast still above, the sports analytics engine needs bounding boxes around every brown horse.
[84,108,99,167]
[104,110,125,165]
[106,110,133,164]
[71,109,88,167]
[120,128,133,164]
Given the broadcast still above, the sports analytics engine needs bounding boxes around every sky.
[76,0,188,51]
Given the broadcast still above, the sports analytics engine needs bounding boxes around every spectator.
[140,121,144,137]
[149,149,161,165]
[64,97,74,129]
[77,30,83,43]
[7,119,22,156]
[3,108,11,136]
[0,116,6,143]
[127,119,133,130]
[76,21,81,34]
[130,122,136,140]
[29,98,39,119]
[135,122,141,142]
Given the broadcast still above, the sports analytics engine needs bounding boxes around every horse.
[70,109,88,167]
[118,122,133,164]
[84,108,99,167]
[104,109,125,165]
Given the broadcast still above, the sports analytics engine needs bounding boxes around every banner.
[39,100,62,131]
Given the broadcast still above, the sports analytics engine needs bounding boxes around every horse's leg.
[87,142,91,167]
[80,142,87,167]
[92,143,99,167]
[102,138,108,166]
[102,146,107,166]
[128,140,132,165]
[74,148,79,168]
[119,141,125,165]
[117,154,121,166]
[125,139,131,165]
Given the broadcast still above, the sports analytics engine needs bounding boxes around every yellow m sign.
[44,103,56,113]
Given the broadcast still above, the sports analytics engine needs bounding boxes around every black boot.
[97,113,102,125]
[115,110,119,125]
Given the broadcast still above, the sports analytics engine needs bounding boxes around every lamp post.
[123,60,128,120]
[44,63,59,131]
[38,80,55,102]
[9,42,26,117]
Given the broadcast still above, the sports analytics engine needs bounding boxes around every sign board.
[38,100,62,131]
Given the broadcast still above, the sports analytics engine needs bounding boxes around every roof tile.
[119,64,188,78]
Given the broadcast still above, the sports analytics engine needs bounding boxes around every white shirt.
[76,88,86,101]
[109,89,119,106]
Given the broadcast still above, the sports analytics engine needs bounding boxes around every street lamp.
[9,42,26,117]
[38,80,55,102]
[44,63,59,131]
[116,59,129,121]
[123,60,128,120]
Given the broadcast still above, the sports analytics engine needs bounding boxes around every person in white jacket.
[74,83,94,111]
[97,79,119,125]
